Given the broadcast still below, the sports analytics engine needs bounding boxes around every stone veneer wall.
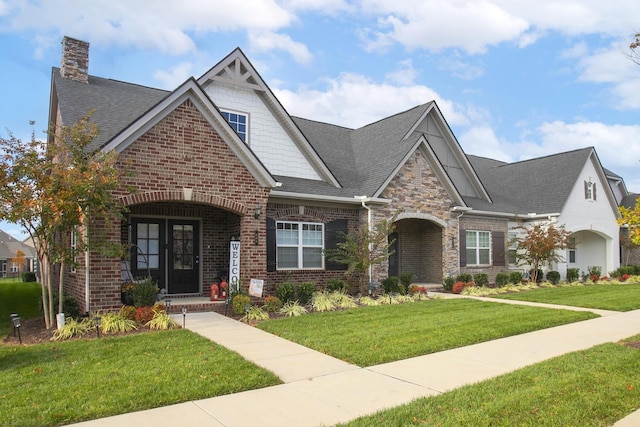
[377,149,459,284]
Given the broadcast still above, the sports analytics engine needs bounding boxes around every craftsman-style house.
[49,37,622,312]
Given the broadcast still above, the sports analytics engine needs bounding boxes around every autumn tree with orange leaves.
[512,222,571,283]
[0,117,125,328]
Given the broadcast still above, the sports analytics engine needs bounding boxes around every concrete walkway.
[69,295,640,426]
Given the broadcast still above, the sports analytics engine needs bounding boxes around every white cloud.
[385,59,418,85]
[247,31,313,64]
[438,55,484,80]
[274,72,469,128]
[153,62,194,89]
[458,125,514,162]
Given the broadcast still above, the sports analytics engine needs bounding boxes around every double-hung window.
[221,110,248,143]
[466,230,491,265]
[276,221,324,269]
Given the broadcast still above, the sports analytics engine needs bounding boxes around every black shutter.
[584,181,589,199]
[325,219,348,271]
[266,218,276,272]
[593,183,597,201]
[492,231,505,267]
[459,228,467,267]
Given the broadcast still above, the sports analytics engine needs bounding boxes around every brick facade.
[73,99,270,312]
[459,215,509,283]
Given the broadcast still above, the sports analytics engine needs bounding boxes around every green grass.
[341,339,640,426]
[257,298,598,366]
[0,329,282,427]
[0,280,42,336]
[493,283,640,311]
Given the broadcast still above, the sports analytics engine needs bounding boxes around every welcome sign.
[229,240,240,293]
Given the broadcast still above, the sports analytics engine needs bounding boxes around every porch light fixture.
[182,307,187,328]
[254,205,262,220]
[12,315,21,344]
[93,316,102,338]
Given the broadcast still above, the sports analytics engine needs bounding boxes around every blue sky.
[1,0,640,239]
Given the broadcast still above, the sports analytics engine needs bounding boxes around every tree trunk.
[58,260,65,315]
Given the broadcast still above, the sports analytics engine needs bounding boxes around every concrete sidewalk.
[69,299,640,426]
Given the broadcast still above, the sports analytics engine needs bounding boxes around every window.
[568,237,576,263]
[466,231,491,265]
[584,180,596,201]
[508,232,518,265]
[10,262,19,273]
[137,223,160,269]
[221,110,248,143]
[276,221,324,269]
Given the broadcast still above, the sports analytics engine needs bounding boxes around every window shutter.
[584,181,588,199]
[492,231,505,267]
[325,219,348,271]
[266,218,276,272]
[593,183,597,200]
[459,229,467,267]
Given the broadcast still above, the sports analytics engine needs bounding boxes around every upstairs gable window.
[221,110,248,143]
[584,179,596,201]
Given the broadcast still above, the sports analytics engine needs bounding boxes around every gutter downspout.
[356,196,373,290]
[84,222,90,313]
[451,206,472,271]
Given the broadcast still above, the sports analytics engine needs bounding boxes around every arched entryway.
[389,215,444,283]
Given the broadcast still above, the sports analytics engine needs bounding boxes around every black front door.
[388,232,399,277]
[168,220,200,294]
[131,219,165,290]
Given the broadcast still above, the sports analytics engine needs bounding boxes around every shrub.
[495,272,509,287]
[326,279,346,292]
[130,278,158,308]
[52,291,80,320]
[330,290,357,308]
[232,293,252,315]
[52,317,91,341]
[146,310,179,330]
[509,271,523,285]
[443,276,455,291]
[119,305,137,320]
[21,271,37,282]
[134,306,154,323]
[279,301,308,317]
[381,276,402,294]
[101,312,138,333]
[275,282,296,303]
[456,273,473,283]
[566,268,580,282]
[399,272,414,288]
[262,295,282,313]
[452,281,473,294]
[311,292,336,312]
[546,270,561,285]
[296,282,316,305]
[242,306,269,322]
[473,273,489,287]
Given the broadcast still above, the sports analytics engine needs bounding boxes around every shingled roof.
[467,147,594,214]
[0,230,34,260]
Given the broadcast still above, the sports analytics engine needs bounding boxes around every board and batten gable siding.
[203,81,321,180]
[416,113,481,199]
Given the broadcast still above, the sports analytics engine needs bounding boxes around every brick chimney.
[60,36,89,83]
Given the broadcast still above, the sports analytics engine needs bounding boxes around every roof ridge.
[498,146,593,168]
[53,66,170,93]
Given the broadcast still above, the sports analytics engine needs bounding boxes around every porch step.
[162,297,231,315]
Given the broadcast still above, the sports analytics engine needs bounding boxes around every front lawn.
[0,329,281,427]
[0,280,42,336]
[493,283,640,311]
[257,298,598,366]
[341,337,640,426]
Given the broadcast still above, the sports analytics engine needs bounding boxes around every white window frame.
[221,109,249,144]
[276,221,324,270]
[466,230,491,266]
[568,237,576,264]
[585,179,596,201]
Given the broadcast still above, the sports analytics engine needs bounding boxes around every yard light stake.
[165,299,172,313]
[93,316,102,338]
[10,313,18,337]
[12,316,22,344]
[182,307,187,328]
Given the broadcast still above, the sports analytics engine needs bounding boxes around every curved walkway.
[69,295,640,426]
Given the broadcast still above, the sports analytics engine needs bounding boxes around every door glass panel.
[136,223,160,270]
[172,224,194,270]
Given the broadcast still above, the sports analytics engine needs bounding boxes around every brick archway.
[119,190,248,216]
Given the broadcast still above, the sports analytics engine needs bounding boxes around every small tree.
[0,117,126,328]
[512,222,570,284]
[325,216,396,294]
[11,250,26,275]
[619,198,640,245]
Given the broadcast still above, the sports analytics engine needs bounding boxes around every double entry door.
[130,218,200,294]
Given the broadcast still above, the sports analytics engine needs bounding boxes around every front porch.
[162,296,231,315]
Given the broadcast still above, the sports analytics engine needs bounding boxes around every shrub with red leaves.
[134,306,154,323]
[452,281,473,294]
